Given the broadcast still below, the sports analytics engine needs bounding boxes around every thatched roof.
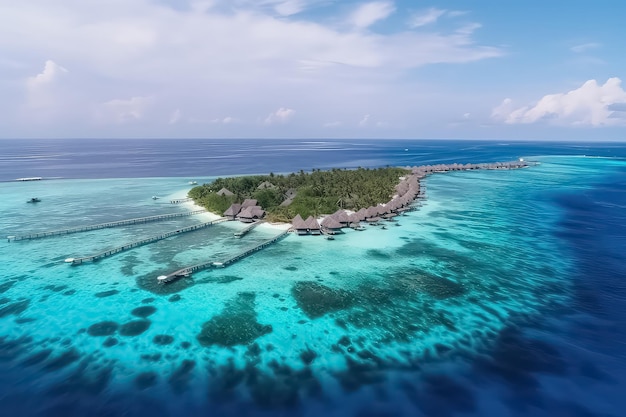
[332,209,350,223]
[216,188,234,196]
[238,206,265,219]
[292,214,307,229]
[304,216,320,230]
[347,213,360,223]
[242,199,258,208]
[257,181,276,189]
[321,216,343,229]
[366,207,379,218]
[223,203,242,217]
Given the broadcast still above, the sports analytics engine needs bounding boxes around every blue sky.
[1,0,625,140]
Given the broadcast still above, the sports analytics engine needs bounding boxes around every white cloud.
[265,107,295,125]
[169,108,182,124]
[208,116,238,124]
[0,1,504,137]
[100,96,154,123]
[273,0,306,16]
[409,8,446,28]
[456,23,482,35]
[492,78,626,127]
[27,60,67,90]
[571,42,601,53]
[359,114,371,126]
[348,1,395,29]
[24,60,71,117]
[323,121,342,127]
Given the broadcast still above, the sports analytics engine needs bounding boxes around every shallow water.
[1,139,625,416]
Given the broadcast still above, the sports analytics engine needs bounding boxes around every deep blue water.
[1,139,625,417]
[2,138,625,181]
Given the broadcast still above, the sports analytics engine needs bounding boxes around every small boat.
[189,181,198,185]
[381,225,387,230]
[325,235,335,240]
[152,196,160,200]
[27,197,41,203]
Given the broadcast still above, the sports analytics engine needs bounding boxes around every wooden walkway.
[234,221,264,238]
[158,230,289,283]
[66,218,227,265]
[170,198,193,204]
[7,210,207,242]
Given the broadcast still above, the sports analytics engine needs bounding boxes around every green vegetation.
[188,167,410,222]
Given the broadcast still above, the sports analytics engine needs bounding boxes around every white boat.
[189,181,198,185]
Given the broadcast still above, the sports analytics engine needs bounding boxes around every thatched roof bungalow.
[216,188,234,196]
[304,216,321,235]
[332,209,350,225]
[237,206,265,223]
[257,181,276,189]
[223,203,242,220]
[241,199,258,208]
[321,216,343,234]
[292,214,309,235]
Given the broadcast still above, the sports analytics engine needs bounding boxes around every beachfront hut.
[223,203,242,220]
[237,206,265,223]
[216,188,234,196]
[257,181,276,189]
[304,216,321,235]
[292,214,309,235]
[321,216,343,234]
[241,199,258,208]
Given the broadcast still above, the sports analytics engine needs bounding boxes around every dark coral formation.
[291,281,355,319]
[131,306,157,318]
[197,292,272,347]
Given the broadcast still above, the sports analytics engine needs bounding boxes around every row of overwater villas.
[292,172,423,236]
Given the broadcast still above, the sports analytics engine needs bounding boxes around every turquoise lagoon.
[0,154,624,416]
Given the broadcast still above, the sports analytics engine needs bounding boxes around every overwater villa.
[320,215,343,235]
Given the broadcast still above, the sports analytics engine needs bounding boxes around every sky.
[1,0,625,140]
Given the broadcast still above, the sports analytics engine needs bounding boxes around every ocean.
[0,138,624,417]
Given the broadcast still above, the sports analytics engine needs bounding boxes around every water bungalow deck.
[65,218,227,265]
[7,209,207,242]
[157,230,289,284]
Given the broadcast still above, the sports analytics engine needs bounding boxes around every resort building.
[216,188,234,197]
[237,206,265,223]
[223,203,242,220]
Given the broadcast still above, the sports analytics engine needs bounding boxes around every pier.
[170,198,193,204]
[7,210,207,242]
[234,221,264,238]
[65,218,227,265]
[157,230,289,283]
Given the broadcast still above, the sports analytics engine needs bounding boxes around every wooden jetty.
[157,230,289,284]
[7,210,207,242]
[170,198,193,204]
[65,218,227,265]
[234,221,264,238]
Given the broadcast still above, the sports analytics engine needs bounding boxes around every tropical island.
[188,161,529,228]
